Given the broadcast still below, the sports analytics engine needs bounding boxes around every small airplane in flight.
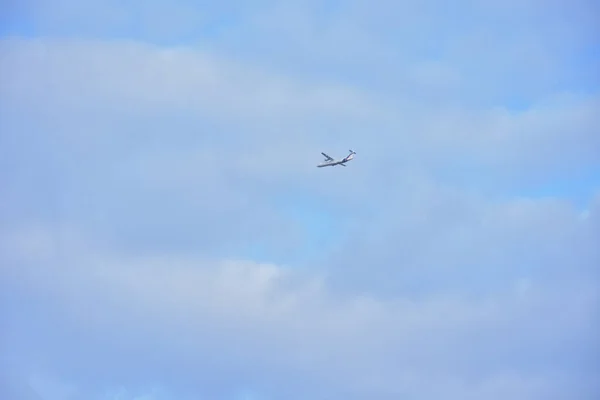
[317,150,356,168]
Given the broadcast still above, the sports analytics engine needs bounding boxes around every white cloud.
[0,36,378,125]
[1,36,598,194]
[1,3,598,397]
[1,185,598,399]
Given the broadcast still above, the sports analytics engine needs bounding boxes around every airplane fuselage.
[317,160,347,167]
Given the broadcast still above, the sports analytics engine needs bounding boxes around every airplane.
[317,150,356,167]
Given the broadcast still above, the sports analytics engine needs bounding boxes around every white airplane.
[317,150,356,167]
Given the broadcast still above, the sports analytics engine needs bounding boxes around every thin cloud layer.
[1,1,599,399]
[1,215,598,399]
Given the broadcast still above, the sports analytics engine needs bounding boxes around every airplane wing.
[321,152,333,161]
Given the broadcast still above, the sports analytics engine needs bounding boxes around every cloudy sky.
[1,1,599,399]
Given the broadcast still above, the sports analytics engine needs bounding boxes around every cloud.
[325,180,600,298]
[0,36,377,121]
[1,204,598,399]
[198,0,599,104]
[1,36,598,191]
[1,1,599,399]
[2,36,595,298]
[6,0,599,102]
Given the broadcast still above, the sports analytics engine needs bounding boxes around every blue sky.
[1,1,599,399]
